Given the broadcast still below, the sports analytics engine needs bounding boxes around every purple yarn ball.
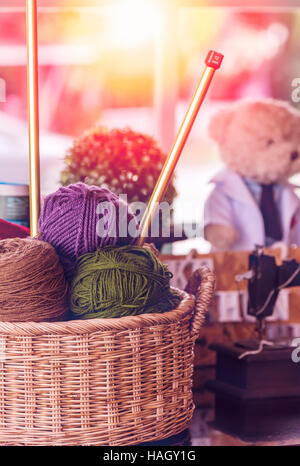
[38,183,137,281]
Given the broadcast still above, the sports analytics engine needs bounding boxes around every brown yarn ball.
[0,238,68,322]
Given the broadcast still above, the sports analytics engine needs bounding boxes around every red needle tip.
[205,50,224,70]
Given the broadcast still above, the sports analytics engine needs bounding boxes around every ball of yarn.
[0,238,68,322]
[69,245,181,319]
[38,183,137,281]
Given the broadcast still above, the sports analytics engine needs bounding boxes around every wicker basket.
[0,266,215,446]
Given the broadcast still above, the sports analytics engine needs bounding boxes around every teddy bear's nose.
[291,151,299,161]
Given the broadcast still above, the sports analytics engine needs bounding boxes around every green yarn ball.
[69,245,181,319]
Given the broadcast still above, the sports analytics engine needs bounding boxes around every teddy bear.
[204,99,300,251]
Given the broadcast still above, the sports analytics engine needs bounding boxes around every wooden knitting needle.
[137,50,223,246]
[26,0,41,237]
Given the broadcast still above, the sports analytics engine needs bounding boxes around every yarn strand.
[0,238,68,322]
[70,245,180,319]
[38,183,137,282]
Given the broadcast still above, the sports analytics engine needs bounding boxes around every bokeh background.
[1,0,300,252]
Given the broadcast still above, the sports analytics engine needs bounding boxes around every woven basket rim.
[0,288,195,336]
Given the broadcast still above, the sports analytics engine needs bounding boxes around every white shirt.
[204,168,300,251]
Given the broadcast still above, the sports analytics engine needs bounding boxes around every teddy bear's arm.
[204,186,239,250]
[204,223,239,250]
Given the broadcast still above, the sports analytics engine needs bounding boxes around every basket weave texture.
[0,266,215,446]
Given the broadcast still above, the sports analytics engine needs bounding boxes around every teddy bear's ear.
[208,108,233,145]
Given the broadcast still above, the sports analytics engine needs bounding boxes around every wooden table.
[140,408,300,446]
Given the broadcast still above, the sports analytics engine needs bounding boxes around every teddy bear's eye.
[266,139,274,146]
[291,151,299,161]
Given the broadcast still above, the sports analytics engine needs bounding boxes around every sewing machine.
[206,246,300,438]
[235,245,300,344]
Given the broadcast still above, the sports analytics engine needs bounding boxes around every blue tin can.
[0,183,30,228]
